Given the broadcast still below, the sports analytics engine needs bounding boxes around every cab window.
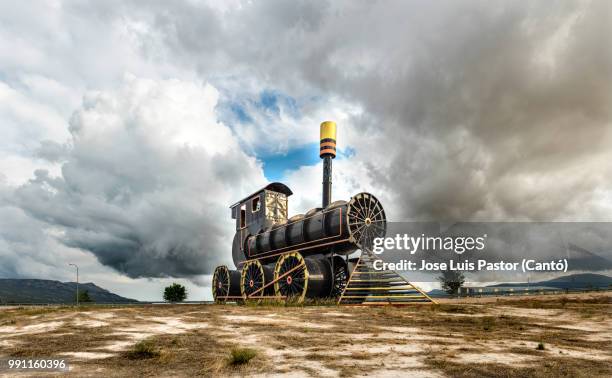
[252,197,261,212]
[240,204,246,228]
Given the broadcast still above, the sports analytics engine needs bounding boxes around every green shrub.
[536,342,545,350]
[163,283,187,303]
[481,316,495,331]
[78,290,93,303]
[228,347,257,365]
[126,340,160,359]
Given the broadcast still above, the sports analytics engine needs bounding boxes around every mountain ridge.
[488,273,612,289]
[427,273,612,296]
[0,278,138,304]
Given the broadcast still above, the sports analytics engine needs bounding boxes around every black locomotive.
[212,122,387,303]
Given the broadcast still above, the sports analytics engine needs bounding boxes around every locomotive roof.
[229,182,293,208]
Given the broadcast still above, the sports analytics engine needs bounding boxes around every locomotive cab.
[230,182,293,236]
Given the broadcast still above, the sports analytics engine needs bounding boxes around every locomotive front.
[213,121,387,303]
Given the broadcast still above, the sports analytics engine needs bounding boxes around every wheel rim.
[274,252,308,303]
[347,192,387,253]
[241,260,265,299]
[212,266,230,303]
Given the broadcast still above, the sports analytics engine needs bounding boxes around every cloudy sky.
[0,0,610,300]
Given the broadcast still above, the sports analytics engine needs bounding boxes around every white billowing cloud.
[11,76,267,280]
[0,0,200,183]
[284,158,396,219]
[0,81,70,154]
[216,77,363,155]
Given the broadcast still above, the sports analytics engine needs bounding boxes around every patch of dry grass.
[125,339,160,359]
[2,324,131,358]
[426,356,612,378]
[227,347,257,365]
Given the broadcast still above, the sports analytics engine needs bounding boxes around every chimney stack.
[320,121,337,208]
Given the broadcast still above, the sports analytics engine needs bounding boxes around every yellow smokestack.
[319,121,337,158]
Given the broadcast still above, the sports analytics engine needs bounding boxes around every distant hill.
[564,244,612,271]
[0,279,138,304]
[427,289,448,297]
[489,273,612,289]
[427,273,612,296]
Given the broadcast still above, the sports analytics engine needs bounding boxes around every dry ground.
[0,292,610,377]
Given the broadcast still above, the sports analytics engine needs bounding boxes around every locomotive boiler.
[212,121,387,303]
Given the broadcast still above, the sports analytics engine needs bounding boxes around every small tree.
[438,268,465,296]
[163,283,187,303]
[78,290,93,303]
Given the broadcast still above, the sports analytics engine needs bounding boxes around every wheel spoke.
[355,198,368,219]
[366,194,374,219]
[372,223,385,231]
[362,195,371,215]
[371,208,385,220]
[353,223,366,238]
[373,203,382,217]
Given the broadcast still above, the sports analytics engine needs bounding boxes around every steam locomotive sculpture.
[212,121,387,303]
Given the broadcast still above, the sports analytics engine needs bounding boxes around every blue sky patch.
[219,89,302,127]
[260,143,356,181]
[259,90,280,114]
[257,90,300,118]
[339,146,356,159]
[229,103,252,123]
[260,142,320,181]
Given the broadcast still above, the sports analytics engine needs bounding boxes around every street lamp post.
[69,263,79,306]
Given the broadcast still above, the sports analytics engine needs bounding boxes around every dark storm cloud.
[10,77,266,279]
[381,221,612,283]
[364,1,612,221]
[119,0,611,221]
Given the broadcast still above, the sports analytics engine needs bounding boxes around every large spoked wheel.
[347,192,387,253]
[274,252,308,303]
[241,260,266,301]
[212,265,230,303]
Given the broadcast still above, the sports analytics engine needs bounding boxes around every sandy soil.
[0,292,610,377]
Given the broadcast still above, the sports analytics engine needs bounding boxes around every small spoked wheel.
[274,252,308,303]
[212,265,230,303]
[241,260,265,301]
